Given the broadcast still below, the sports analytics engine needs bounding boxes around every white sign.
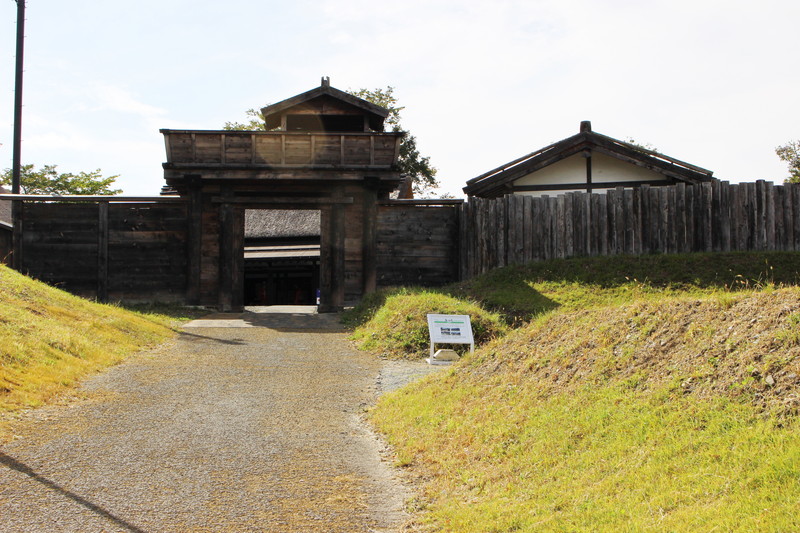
[427,314,475,357]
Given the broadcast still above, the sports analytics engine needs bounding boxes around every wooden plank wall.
[20,201,188,301]
[460,181,800,279]
[376,204,459,288]
[0,226,12,264]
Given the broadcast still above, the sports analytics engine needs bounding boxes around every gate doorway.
[161,79,405,312]
[243,209,321,306]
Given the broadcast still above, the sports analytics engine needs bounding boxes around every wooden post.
[218,200,244,312]
[187,177,203,305]
[331,203,346,309]
[362,179,378,295]
[319,206,333,310]
[97,201,109,303]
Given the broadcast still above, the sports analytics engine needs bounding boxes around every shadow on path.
[0,452,145,533]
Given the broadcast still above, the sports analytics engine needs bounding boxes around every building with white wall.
[464,121,715,198]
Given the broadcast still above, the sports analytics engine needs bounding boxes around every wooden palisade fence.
[460,181,800,279]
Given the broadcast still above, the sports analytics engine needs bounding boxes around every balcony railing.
[161,130,403,169]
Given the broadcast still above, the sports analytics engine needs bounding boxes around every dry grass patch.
[0,265,182,419]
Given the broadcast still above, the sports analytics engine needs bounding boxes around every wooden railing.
[161,130,403,168]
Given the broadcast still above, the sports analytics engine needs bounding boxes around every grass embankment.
[349,252,800,531]
[0,265,190,420]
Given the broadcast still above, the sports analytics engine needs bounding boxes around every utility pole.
[12,0,25,195]
[11,0,25,270]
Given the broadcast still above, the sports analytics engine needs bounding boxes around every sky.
[1,0,799,197]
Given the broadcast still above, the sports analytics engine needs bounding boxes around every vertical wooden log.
[606,189,616,255]
[719,181,732,252]
[499,196,508,267]
[710,180,721,252]
[685,185,695,252]
[623,189,634,254]
[514,195,525,264]
[572,193,582,257]
[459,202,467,281]
[654,186,664,253]
[674,183,686,253]
[631,188,641,255]
[523,195,534,263]
[564,193,574,258]
[755,180,767,250]
[731,184,742,251]
[745,182,756,250]
[540,196,550,260]
[701,182,713,252]
[510,196,518,265]
[97,201,109,303]
[598,193,608,257]
[662,186,672,254]
[537,197,545,261]
[480,198,488,274]
[792,184,800,251]
[765,181,776,251]
[583,192,592,256]
[774,185,786,251]
[614,187,625,255]
[487,198,494,271]
[781,184,793,251]
[555,195,565,259]
[639,185,650,254]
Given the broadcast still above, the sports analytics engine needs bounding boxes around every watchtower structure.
[160,78,404,311]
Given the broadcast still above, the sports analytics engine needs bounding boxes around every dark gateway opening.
[243,209,321,306]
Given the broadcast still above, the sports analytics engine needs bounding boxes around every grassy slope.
[359,252,800,532]
[0,265,185,418]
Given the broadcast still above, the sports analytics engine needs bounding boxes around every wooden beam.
[210,196,354,205]
[362,180,378,295]
[186,179,202,305]
[0,194,184,202]
[331,203,346,310]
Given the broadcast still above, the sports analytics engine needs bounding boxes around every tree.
[1,164,121,195]
[223,108,267,131]
[349,87,438,196]
[776,141,800,184]
[223,86,440,196]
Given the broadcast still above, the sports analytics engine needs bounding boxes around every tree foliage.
[1,164,121,195]
[223,86,440,196]
[348,87,438,196]
[776,141,800,184]
[223,108,268,131]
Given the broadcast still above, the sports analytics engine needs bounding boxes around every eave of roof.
[464,125,714,197]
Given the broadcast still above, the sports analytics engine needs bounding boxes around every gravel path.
[0,309,440,532]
